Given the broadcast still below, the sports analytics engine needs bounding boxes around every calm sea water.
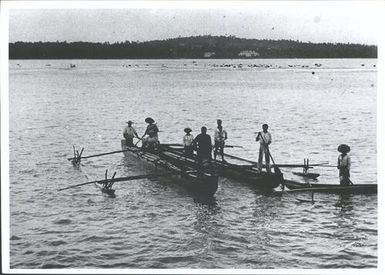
[8,59,377,269]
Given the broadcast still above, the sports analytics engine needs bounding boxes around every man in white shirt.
[183,127,194,158]
[214,119,228,162]
[256,124,272,173]
[123,120,139,146]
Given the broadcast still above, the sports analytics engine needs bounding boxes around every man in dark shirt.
[193,127,213,176]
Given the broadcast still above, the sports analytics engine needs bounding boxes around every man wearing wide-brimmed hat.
[142,117,159,150]
[183,127,194,158]
[337,144,351,185]
[123,120,139,146]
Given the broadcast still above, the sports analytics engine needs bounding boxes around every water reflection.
[192,197,220,234]
[334,194,354,217]
[9,59,377,268]
[194,195,217,207]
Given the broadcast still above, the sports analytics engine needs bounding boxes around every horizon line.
[8,35,377,47]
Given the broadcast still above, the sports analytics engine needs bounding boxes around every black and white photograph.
[1,0,384,273]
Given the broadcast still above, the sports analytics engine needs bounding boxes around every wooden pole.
[67,149,130,161]
[223,153,322,168]
[134,133,146,146]
[58,172,178,191]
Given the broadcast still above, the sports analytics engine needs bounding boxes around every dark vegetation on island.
[9,35,377,59]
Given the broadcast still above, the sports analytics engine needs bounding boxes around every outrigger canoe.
[284,180,377,194]
[158,146,283,189]
[121,140,218,197]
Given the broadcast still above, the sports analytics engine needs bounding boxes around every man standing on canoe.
[193,127,213,176]
[337,144,352,185]
[123,120,140,146]
[183,127,194,158]
[214,119,228,162]
[256,124,272,173]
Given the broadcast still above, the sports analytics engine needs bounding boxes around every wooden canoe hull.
[121,140,218,197]
[160,148,283,189]
[214,161,283,189]
[284,180,377,194]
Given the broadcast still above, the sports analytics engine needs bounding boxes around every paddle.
[266,146,282,175]
[134,133,146,146]
[58,172,178,191]
[258,132,282,175]
[257,132,285,189]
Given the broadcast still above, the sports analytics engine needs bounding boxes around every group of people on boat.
[123,117,159,150]
[123,117,352,185]
[123,118,273,173]
[183,119,228,162]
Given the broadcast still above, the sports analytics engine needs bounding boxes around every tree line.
[9,35,377,59]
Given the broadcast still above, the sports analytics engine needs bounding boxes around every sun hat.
[145,117,155,123]
[184,127,192,133]
[337,144,351,153]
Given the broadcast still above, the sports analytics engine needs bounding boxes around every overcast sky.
[7,1,384,45]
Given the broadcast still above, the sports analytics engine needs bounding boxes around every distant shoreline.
[9,36,377,59]
[8,57,378,60]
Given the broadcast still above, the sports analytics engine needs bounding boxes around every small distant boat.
[284,180,377,194]
[121,140,218,197]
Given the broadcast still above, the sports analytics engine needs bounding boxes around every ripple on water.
[9,59,377,269]
[49,240,67,246]
[41,263,69,268]
[52,218,72,225]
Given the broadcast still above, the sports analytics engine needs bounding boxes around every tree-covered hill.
[9,35,377,59]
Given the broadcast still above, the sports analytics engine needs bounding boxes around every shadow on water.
[192,196,220,235]
[333,194,356,220]
[193,195,217,207]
